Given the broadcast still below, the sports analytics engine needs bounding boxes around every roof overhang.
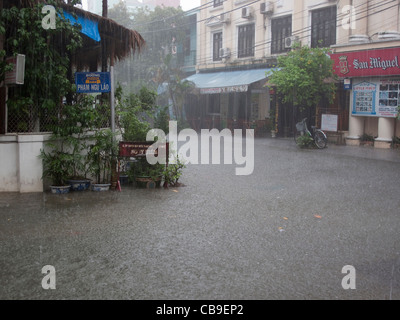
[186,68,275,94]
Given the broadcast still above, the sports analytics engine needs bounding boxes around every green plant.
[39,95,100,187]
[392,136,400,145]
[128,157,164,180]
[267,43,337,113]
[87,129,119,184]
[154,106,170,134]
[51,96,99,179]
[296,134,314,149]
[39,144,74,187]
[268,108,276,131]
[0,49,13,82]
[117,86,157,141]
[360,133,375,142]
[1,1,82,132]
[163,156,186,187]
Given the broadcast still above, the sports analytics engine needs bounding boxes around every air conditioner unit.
[284,36,300,49]
[260,2,274,15]
[242,7,253,19]
[220,13,230,24]
[219,47,231,58]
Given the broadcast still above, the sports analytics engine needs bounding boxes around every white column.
[375,117,394,149]
[346,115,364,146]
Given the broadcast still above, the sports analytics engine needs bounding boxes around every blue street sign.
[75,72,111,93]
[344,78,352,90]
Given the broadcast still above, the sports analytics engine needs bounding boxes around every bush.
[296,135,314,149]
[163,156,186,187]
[360,133,375,142]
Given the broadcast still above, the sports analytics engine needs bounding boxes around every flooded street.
[1,138,400,300]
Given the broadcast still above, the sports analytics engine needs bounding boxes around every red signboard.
[331,47,400,78]
[119,141,168,159]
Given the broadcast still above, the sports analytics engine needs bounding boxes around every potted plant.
[360,133,375,146]
[392,136,400,149]
[87,129,118,191]
[51,97,98,191]
[163,156,186,188]
[128,156,164,189]
[116,86,166,188]
[39,142,73,194]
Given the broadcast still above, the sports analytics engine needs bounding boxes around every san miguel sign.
[331,47,400,78]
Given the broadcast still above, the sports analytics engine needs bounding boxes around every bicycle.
[294,118,328,149]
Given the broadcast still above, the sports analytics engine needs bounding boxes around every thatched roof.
[3,0,146,69]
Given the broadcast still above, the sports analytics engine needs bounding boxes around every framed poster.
[378,79,400,117]
[321,114,338,132]
[352,82,377,116]
[352,79,398,117]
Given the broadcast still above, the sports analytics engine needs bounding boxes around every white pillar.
[375,117,394,149]
[346,115,364,146]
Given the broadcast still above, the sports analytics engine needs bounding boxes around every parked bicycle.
[294,118,327,149]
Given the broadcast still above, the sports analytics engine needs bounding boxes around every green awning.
[186,68,274,94]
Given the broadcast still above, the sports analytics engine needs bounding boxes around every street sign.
[119,142,156,158]
[75,72,111,93]
[344,78,352,90]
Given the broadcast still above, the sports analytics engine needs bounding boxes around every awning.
[61,11,101,42]
[186,68,275,94]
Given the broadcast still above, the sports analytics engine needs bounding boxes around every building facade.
[189,0,400,144]
[188,0,343,135]
[331,0,400,148]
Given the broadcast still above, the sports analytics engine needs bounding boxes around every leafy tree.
[0,0,83,132]
[109,2,187,91]
[108,0,133,28]
[268,44,337,117]
[151,53,194,122]
[116,85,159,141]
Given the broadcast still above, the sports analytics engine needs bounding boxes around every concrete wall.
[0,134,51,193]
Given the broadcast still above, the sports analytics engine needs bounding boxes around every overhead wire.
[119,1,400,69]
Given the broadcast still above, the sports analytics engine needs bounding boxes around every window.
[184,29,191,56]
[214,0,223,7]
[213,32,223,61]
[238,24,255,58]
[311,6,337,48]
[271,15,292,54]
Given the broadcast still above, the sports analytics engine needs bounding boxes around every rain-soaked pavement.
[1,137,400,300]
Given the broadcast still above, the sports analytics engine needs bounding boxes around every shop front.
[185,68,274,134]
[331,47,400,148]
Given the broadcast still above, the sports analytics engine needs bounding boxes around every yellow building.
[190,0,400,145]
[189,0,341,136]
